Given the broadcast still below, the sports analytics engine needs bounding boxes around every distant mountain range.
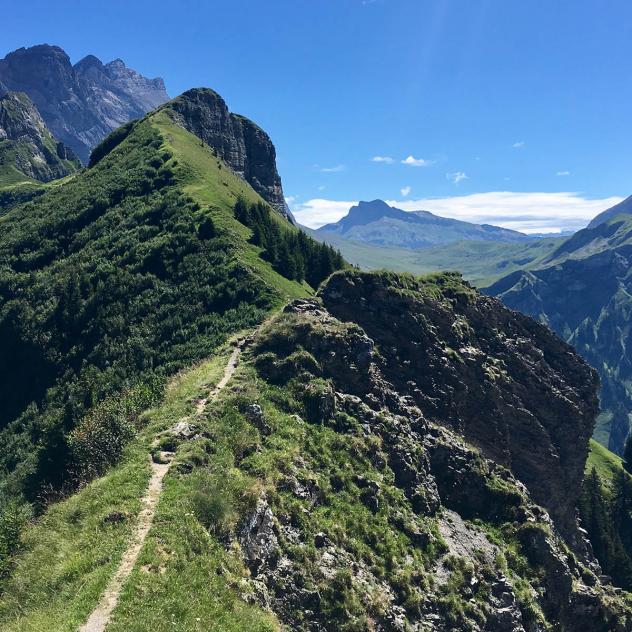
[0,44,169,163]
[488,209,632,454]
[317,198,532,249]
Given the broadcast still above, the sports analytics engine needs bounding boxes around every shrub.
[191,473,234,538]
[68,376,164,484]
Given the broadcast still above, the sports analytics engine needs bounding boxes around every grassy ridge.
[0,340,277,631]
[0,104,318,511]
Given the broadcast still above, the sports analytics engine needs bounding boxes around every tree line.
[234,198,346,288]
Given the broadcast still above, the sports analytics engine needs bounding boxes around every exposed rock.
[239,498,279,575]
[170,420,197,441]
[244,403,272,436]
[320,270,598,537]
[0,44,169,162]
[0,91,80,182]
[163,88,293,221]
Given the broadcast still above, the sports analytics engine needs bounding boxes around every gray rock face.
[0,91,80,182]
[0,44,169,163]
[247,291,632,630]
[320,270,598,537]
[164,88,293,221]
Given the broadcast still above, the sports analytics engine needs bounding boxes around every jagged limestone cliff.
[0,91,79,184]
[0,44,169,163]
[164,88,292,220]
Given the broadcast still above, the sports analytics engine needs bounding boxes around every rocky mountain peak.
[163,87,293,220]
[0,44,170,163]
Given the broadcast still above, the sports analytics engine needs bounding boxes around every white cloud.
[291,191,623,233]
[372,155,394,164]
[400,185,411,197]
[320,164,346,172]
[447,171,468,184]
[292,199,357,228]
[284,195,297,204]
[401,155,433,167]
[512,141,525,148]
[556,170,571,176]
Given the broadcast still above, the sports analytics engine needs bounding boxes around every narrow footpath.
[78,339,247,632]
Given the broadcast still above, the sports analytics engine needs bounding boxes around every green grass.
[0,441,151,631]
[586,438,625,489]
[0,338,278,631]
[152,111,310,301]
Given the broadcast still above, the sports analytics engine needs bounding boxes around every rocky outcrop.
[0,91,80,182]
[320,270,598,536]
[163,88,293,221]
[0,44,169,163]
[235,280,632,630]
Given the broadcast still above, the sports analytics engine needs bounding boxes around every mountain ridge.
[0,44,170,163]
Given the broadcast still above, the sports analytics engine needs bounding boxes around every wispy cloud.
[401,155,433,167]
[372,155,394,164]
[556,170,571,176]
[400,185,411,197]
[320,164,346,173]
[447,171,468,184]
[291,192,623,233]
[512,141,525,148]
[317,185,326,191]
[284,195,297,204]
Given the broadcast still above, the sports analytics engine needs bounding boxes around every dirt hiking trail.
[79,339,247,632]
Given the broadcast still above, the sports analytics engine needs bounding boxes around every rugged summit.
[0,91,79,183]
[0,44,169,163]
[320,270,598,535]
[163,88,292,220]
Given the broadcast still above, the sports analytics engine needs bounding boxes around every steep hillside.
[2,272,630,631]
[0,89,342,514]
[317,200,530,249]
[580,440,632,591]
[0,91,79,185]
[488,213,632,453]
[0,44,169,162]
[166,89,292,220]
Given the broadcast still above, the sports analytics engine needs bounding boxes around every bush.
[191,473,234,539]
[0,498,32,583]
[68,376,164,484]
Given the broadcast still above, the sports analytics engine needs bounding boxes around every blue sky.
[4,0,631,232]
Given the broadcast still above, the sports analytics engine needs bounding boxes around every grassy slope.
[586,438,625,489]
[0,339,277,632]
[153,111,309,300]
[0,107,323,629]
